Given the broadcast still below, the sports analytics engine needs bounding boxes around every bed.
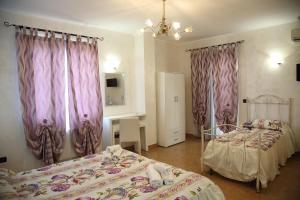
[201,95,296,192]
[0,149,225,200]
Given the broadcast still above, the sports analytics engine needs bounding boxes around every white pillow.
[252,119,282,131]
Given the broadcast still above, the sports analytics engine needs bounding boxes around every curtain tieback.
[36,119,54,137]
[35,119,57,165]
[76,114,97,155]
[79,114,95,135]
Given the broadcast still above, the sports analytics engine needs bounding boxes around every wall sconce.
[269,52,284,68]
[104,55,121,73]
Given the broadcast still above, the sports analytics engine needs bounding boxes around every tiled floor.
[142,136,300,200]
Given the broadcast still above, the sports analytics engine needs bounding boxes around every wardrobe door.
[165,73,177,137]
[167,73,185,143]
[176,74,185,140]
[171,74,185,140]
[172,74,180,137]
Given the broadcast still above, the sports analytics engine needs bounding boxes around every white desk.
[112,121,145,133]
[102,113,148,151]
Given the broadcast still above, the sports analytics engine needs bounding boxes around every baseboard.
[186,133,200,138]
[148,144,159,150]
[148,135,198,150]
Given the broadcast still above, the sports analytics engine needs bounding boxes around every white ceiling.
[1,0,300,41]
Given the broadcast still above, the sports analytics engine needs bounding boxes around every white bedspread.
[203,123,296,188]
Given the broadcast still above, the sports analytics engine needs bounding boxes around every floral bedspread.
[215,129,282,151]
[203,123,296,187]
[10,150,224,200]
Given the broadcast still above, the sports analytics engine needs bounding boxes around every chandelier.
[140,0,192,40]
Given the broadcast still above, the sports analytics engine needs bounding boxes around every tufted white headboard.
[246,94,292,125]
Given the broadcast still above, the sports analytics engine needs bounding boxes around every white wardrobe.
[157,72,185,147]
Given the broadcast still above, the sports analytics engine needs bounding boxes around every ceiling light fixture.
[141,0,192,40]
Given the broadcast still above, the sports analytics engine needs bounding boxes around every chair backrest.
[119,117,140,143]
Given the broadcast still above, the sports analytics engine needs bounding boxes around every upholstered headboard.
[246,94,292,125]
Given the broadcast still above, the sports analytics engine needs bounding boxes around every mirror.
[105,73,125,106]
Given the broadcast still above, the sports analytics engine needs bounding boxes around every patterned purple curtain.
[16,28,66,165]
[212,43,240,132]
[191,48,211,130]
[67,36,103,156]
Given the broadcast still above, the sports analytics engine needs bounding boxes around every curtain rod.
[185,40,244,52]
[3,21,104,41]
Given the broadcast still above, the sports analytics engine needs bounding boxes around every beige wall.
[133,34,146,114]
[155,39,181,72]
[144,33,157,146]
[0,10,140,171]
[156,22,300,150]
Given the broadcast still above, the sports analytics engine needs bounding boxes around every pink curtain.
[67,36,103,156]
[191,48,211,130]
[212,43,240,132]
[16,28,66,164]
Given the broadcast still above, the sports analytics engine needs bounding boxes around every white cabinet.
[157,72,185,147]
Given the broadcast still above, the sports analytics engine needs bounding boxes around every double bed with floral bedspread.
[0,149,225,200]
